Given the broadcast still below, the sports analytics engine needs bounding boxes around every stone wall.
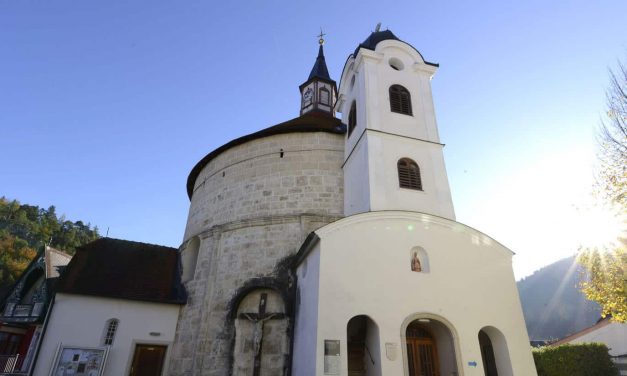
[184,132,345,240]
[169,132,345,376]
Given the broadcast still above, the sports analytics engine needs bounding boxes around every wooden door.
[406,338,439,376]
[406,323,440,376]
[129,344,167,376]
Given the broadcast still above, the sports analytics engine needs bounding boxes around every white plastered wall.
[33,293,180,376]
[297,211,537,376]
[338,41,454,220]
[365,131,455,219]
[293,246,322,376]
[566,322,627,357]
[343,135,370,214]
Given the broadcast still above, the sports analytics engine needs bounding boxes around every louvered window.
[389,85,412,115]
[348,101,357,136]
[398,158,422,190]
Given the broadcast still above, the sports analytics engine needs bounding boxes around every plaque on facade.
[323,340,340,375]
[385,342,398,361]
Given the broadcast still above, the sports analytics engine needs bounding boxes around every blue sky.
[2,1,626,278]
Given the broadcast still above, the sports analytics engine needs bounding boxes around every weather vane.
[317,28,326,45]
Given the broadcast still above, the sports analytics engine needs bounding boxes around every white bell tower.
[335,30,456,220]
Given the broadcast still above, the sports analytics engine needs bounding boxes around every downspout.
[27,293,55,376]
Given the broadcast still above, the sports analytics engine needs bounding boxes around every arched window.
[389,85,412,115]
[319,87,330,105]
[397,158,422,190]
[348,101,357,136]
[102,318,119,346]
[181,236,200,283]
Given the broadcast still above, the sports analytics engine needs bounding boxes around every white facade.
[292,32,536,376]
[168,30,537,376]
[33,293,180,376]
[337,39,455,220]
[293,211,537,376]
[561,320,627,357]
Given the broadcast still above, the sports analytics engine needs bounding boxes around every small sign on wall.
[323,340,340,375]
[385,342,398,361]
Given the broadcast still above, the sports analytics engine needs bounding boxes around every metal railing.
[0,354,19,373]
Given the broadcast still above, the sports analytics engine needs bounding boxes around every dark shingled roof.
[56,238,187,305]
[353,30,439,67]
[187,113,346,199]
[308,45,331,81]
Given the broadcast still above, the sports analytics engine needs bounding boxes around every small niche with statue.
[410,246,430,273]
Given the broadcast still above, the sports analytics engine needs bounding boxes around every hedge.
[532,343,618,376]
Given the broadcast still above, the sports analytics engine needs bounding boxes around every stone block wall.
[184,132,345,241]
[169,131,345,376]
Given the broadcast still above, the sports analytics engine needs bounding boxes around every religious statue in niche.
[411,251,422,272]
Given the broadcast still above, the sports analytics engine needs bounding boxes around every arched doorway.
[403,318,459,376]
[478,326,513,376]
[479,330,498,376]
[406,322,439,376]
[347,315,381,376]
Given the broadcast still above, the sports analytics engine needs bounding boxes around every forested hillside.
[517,255,601,340]
[0,197,100,294]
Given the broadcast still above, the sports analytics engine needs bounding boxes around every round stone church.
[168,29,537,376]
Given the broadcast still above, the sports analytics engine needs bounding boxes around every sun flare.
[575,203,626,250]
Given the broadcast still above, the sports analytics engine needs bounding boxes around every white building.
[32,238,186,376]
[168,29,537,376]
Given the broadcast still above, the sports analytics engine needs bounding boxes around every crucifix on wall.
[238,292,286,376]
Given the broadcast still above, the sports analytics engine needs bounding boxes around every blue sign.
[468,361,477,367]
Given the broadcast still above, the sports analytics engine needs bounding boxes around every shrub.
[532,343,618,376]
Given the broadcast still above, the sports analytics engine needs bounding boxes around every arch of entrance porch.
[399,312,464,376]
[479,325,514,376]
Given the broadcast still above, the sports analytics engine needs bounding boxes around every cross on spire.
[317,28,326,45]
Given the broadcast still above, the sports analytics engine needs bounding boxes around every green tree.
[578,247,626,322]
[578,58,627,322]
[0,231,37,289]
[0,197,100,292]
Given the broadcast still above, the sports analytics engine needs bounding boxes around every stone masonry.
[168,131,345,376]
